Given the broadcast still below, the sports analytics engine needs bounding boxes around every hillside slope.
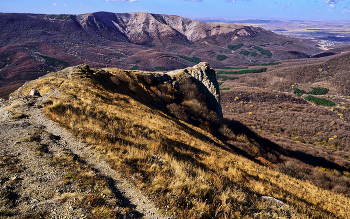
[3,63,350,218]
[216,51,350,203]
[0,11,321,98]
[233,51,350,95]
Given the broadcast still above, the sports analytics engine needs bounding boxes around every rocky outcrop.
[163,62,222,118]
[180,62,222,118]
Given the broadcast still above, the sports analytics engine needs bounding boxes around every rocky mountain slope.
[1,63,350,218]
[0,11,321,99]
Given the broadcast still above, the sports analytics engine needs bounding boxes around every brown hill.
[3,63,350,218]
[0,11,322,98]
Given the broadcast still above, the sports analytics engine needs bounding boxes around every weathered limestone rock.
[30,89,41,97]
[186,62,222,117]
[261,196,287,207]
[166,62,222,118]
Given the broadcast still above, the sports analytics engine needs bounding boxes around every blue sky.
[1,0,350,21]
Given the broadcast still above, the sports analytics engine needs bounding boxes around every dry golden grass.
[15,65,350,218]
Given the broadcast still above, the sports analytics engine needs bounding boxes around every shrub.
[39,55,68,68]
[293,88,306,95]
[228,43,244,50]
[220,88,230,90]
[261,62,280,66]
[219,66,248,70]
[305,95,335,106]
[129,65,138,70]
[178,55,201,64]
[308,87,329,95]
[253,46,272,57]
[239,50,250,56]
[154,66,168,71]
[217,68,267,75]
[216,55,228,61]
[249,62,280,66]
[250,52,257,57]
[46,14,71,20]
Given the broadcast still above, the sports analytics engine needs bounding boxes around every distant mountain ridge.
[72,12,264,45]
[0,11,321,98]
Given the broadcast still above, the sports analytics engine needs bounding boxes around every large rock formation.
[166,62,222,118]
[134,62,222,118]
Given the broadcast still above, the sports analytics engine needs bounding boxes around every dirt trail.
[0,94,168,218]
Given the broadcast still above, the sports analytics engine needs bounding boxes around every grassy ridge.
[15,66,350,218]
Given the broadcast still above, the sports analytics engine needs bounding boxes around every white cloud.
[281,3,291,8]
[53,3,59,6]
[324,0,342,4]
[342,6,350,12]
[324,0,343,8]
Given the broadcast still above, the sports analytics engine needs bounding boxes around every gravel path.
[0,94,168,218]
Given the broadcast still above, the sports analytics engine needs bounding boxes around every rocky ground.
[0,91,167,218]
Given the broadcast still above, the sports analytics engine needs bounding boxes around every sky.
[1,0,350,21]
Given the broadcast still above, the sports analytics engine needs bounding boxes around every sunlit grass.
[15,65,350,218]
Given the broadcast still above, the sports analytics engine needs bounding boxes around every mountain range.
[0,11,322,99]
